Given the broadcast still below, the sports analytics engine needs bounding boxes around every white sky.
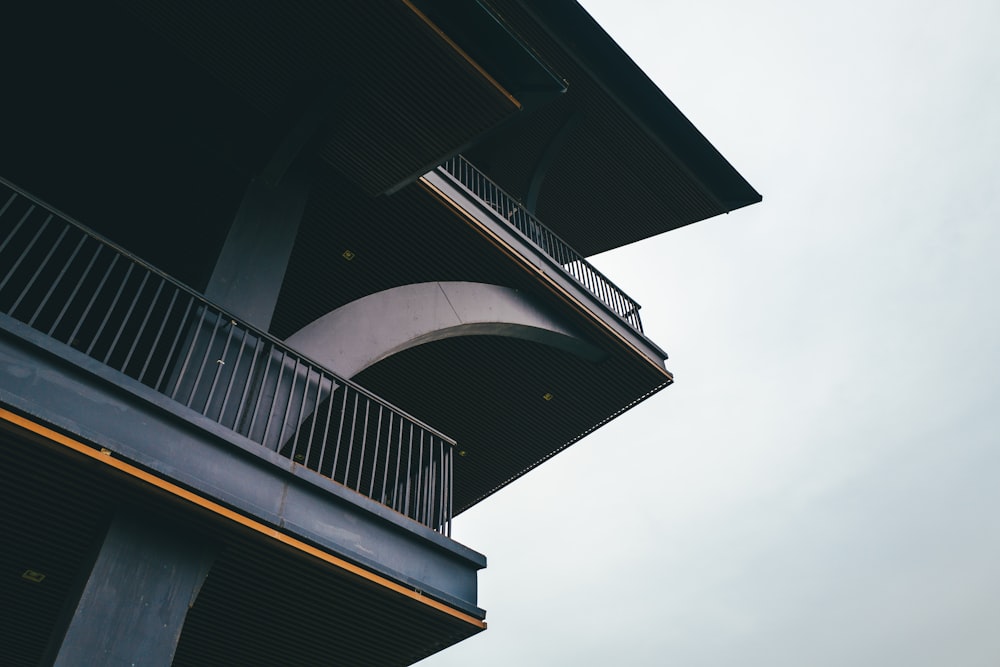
[425,1,1000,665]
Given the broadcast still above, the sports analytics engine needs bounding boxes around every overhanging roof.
[464,0,762,256]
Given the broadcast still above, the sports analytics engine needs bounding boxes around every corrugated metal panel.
[0,433,115,667]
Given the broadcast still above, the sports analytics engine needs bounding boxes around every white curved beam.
[284,282,604,378]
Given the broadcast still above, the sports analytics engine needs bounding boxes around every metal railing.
[0,179,454,535]
[438,155,644,333]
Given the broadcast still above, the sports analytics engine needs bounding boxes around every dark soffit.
[0,422,482,667]
[465,0,762,257]
[121,0,522,195]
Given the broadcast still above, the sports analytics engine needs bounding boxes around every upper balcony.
[438,155,645,333]
[430,154,647,338]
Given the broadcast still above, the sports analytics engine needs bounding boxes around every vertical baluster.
[233,333,264,432]
[201,317,238,416]
[28,229,86,327]
[369,405,384,498]
[413,431,423,523]
[300,370,325,468]
[0,192,20,237]
[86,263,135,357]
[153,296,193,392]
[419,431,428,524]
[260,350,289,448]
[598,277,609,312]
[246,342,277,443]
[121,277,166,374]
[329,387,350,481]
[217,326,250,422]
[0,209,48,294]
[404,427,414,519]
[174,304,220,407]
[271,356,301,448]
[169,304,208,401]
[392,421,405,512]
[437,442,444,530]
[103,271,150,366]
[355,400,370,491]
[446,447,454,537]
[380,413,395,505]
[314,377,340,475]
[339,393,360,486]
[425,436,436,527]
[291,365,315,462]
[8,217,65,315]
[48,242,102,338]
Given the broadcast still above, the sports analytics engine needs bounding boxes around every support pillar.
[204,161,311,331]
[43,509,216,667]
[524,111,580,215]
[204,90,335,331]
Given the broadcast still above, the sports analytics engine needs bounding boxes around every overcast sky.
[425,1,1000,665]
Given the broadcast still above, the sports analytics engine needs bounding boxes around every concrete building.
[0,1,759,664]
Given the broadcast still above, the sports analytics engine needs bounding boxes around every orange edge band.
[400,0,521,110]
[0,407,486,630]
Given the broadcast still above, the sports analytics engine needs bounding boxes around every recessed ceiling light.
[342,250,356,261]
[22,570,45,583]
[542,392,554,401]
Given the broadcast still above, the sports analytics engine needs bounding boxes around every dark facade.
[0,1,759,665]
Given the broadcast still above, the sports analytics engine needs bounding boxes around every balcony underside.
[0,316,486,665]
[0,420,483,667]
[118,0,522,195]
[271,166,671,512]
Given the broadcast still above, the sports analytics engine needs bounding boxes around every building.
[0,1,759,664]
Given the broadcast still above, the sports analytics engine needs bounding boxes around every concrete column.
[204,160,311,331]
[43,509,216,667]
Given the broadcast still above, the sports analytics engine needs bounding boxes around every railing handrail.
[437,155,644,333]
[0,176,456,446]
[0,176,455,534]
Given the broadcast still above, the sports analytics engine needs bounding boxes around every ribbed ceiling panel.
[174,537,479,666]
[355,336,668,513]
[0,432,115,667]
[317,5,520,195]
[124,0,520,195]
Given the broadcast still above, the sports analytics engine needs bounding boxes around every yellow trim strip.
[0,407,486,630]
[418,176,673,382]
[400,0,521,109]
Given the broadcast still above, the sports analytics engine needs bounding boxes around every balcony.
[0,177,455,536]
[435,154,645,334]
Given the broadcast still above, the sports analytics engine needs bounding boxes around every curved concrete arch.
[284,282,604,378]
